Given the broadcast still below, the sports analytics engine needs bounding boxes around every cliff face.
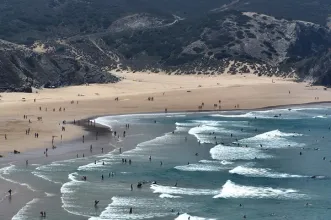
[1,0,331,91]
[0,40,119,92]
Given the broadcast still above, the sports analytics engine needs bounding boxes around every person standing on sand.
[5,134,7,140]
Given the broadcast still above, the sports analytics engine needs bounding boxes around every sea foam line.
[0,165,37,192]
[151,184,219,196]
[12,198,40,220]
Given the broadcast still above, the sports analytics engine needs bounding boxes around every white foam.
[214,180,307,199]
[239,130,303,148]
[174,160,233,172]
[45,192,56,197]
[150,184,218,196]
[0,165,37,192]
[175,213,216,220]
[210,144,271,161]
[229,166,306,178]
[12,198,40,220]
[60,172,91,218]
[252,130,302,139]
[313,115,327,119]
[159,193,182,199]
[32,171,62,184]
[89,196,169,220]
[199,160,234,165]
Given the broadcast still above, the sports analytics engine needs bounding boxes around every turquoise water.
[1,105,331,220]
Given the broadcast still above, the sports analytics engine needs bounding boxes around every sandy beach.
[0,71,330,154]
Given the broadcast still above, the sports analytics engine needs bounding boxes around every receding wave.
[229,166,307,178]
[0,165,36,192]
[32,171,62,184]
[60,172,92,218]
[12,198,40,220]
[214,180,307,199]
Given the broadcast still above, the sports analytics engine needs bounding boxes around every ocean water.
[1,105,331,219]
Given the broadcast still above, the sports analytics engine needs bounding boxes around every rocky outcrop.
[0,39,119,92]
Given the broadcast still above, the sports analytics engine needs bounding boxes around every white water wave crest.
[0,165,36,192]
[210,144,271,161]
[151,184,219,196]
[238,129,304,148]
[214,180,307,199]
[175,160,233,172]
[229,166,307,178]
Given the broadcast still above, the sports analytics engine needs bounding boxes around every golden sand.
[0,72,330,154]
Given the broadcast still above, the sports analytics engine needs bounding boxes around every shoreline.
[1,72,331,154]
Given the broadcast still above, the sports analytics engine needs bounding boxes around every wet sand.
[0,72,330,154]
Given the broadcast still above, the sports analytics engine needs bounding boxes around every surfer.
[129,207,133,214]
[131,184,133,191]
